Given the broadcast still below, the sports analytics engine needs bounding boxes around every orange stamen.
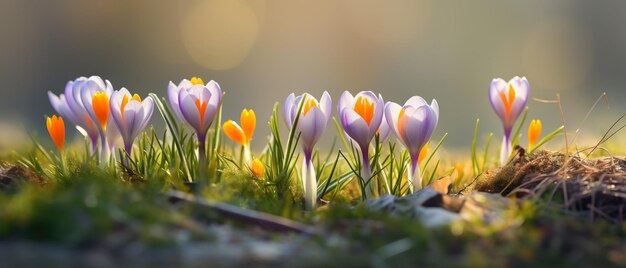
[223,120,246,145]
[302,99,318,116]
[46,115,65,152]
[499,84,516,120]
[92,91,109,129]
[354,96,375,125]
[240,109,256,144]
[195,99,207,128]
[190,77,205,85]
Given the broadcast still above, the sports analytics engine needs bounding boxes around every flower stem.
[98,129,109,165]
[408,157,421,193]
[302,152,317,210]
[243,144,252,166]
[123,142,133,168]
[500,134,512,166]
[197,133,207,181]
[360,145,375,199]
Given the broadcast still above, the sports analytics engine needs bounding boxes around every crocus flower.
[385,96,439,191]
[337,91,384,199]
[110,88,154,156]
[285,92,331,209]
[167,77,222,167]
[46,115,65,152]
[489,76,529,165]
[528,119,542,151]
[250,159,264,178]
[80,86,116,162]
[48,76,113,154]
[223,109,256,164]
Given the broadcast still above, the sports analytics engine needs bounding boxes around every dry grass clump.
[476,150,626,222]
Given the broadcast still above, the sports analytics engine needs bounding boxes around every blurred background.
[1,0,625,151]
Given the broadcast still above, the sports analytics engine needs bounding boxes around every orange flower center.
[120,93,142,127]
[354,96,375,125]
[92,91,110,129]
[499,84,516,120]
[302,99,318,116]
[190,77,205,85]
[195,98,207,128]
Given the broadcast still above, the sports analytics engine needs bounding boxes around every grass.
[3,96,626,266]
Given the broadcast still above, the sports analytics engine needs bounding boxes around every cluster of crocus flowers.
[528,119,542,151]
[385,96,439,191]
[489,76,529,165]
[46,115,65,152]
[48,76,119,163]
[285,92,332,210]
[110,88,154,156]
[338,91,384,199]
[168,77,222,169]
[223,109,256,164]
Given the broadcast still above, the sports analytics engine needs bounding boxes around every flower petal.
[489,78,508,124]
[223,120,246,145]
[337,91,355,116]
[508,77,529,125]
[378,112,391,142]
[319,91,332,122]
[284,93,296,128]
[340,108,370,149]
[400,105,437,156]
[178,89,203,132]
[139,96,154,132]
[384,101,402,141]
[299,106,326,152]
[404,96,428,109]
[167,81,184,120]
[369,93,385,137]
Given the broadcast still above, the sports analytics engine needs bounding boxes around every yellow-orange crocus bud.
[92,91,110,129]
[418,143,429,166]
[223,109,256,145]
[528,119,542,149]
[251,159,264,178]
[46,115,65,152]
[454,164,464,179]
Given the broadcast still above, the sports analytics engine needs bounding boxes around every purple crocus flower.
[110,88,154,156]
[48,76,113,154]
[284,91,331,210]
[385,97,439,191]
[489,76,529,165]
[337,91,384,199]
[167,77,222,167]
[79,79,120,163]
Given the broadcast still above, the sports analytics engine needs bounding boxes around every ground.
[1,148,626,267]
